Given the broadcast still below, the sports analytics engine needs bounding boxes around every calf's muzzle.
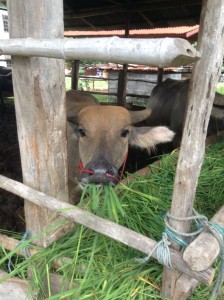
[80,159,119,186]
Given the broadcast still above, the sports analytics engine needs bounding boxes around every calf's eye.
[121,129,129,138]
[78,128,86,137]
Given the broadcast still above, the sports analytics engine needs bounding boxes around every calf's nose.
[81,159,119,186]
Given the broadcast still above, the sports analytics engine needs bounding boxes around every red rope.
[118,151,128,181]
[78,161,94,174]
[78,151,128,183]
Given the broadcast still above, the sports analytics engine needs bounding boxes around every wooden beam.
[0,37,200,67]
[0,270,30,300]
[0,174,215,285]
[7,0,73,247]
[161,0,224,298]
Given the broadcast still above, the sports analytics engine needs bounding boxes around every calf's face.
[68,105,174,186]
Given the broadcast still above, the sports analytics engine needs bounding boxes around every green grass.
[65,77,108,92]
[216,82,224,95]
[65,76,115,103]
[1,142,224,299]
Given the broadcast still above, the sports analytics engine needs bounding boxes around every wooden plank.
[0,270,30,300]
[7,0,73,247]
[0,174,215,285]
[161,0,224,298]
[0,37,200,67]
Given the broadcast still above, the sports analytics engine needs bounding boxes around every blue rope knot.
[8,230,31,273]
[164,209,224,300]
[136,232,173,269]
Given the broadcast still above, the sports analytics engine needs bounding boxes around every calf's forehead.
[78,106,131,128]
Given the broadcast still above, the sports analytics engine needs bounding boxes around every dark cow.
[0,66,13,106]
[66,90,175,203]
[147,78,224,146]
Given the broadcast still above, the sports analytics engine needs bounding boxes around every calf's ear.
[129,126,175,151]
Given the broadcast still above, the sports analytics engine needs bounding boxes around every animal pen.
[0,0,224,299]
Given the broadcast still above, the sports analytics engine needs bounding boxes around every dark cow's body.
[66,90,175,203]
[0,66,13,106]
[147,78,224,146]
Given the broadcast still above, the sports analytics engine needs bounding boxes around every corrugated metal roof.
[65,25,199,39]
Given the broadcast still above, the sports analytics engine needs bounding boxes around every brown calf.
[67,90,175,203]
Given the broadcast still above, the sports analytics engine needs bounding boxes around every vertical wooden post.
[162,0,224,298]
[71,60,80,90]
[117,64,128,107]
[117,7,130,107]
[157,68,164,84]
[8,0,73,247]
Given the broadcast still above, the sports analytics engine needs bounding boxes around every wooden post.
[71,60,80,90]
[157,68,164,84]
[117,13,130,108]
[7,0,73,247]
[161,0,224,298]
[117,64,128,107]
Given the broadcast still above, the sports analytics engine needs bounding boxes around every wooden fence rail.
[0,37,199,67]
[0,174,214,285]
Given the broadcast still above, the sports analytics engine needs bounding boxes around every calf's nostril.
[107,167,115,176]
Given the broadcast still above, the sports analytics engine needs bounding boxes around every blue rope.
[136,233,173,269]
[206,222,224,300]
[165,227,188,248]
[164,209,224,300]
[8,230,31,273]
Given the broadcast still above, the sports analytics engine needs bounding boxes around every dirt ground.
[0,103,25,232]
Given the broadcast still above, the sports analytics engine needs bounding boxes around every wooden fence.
[0,0,223,299]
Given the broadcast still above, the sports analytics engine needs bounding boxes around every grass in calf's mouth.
[0,142,223,299]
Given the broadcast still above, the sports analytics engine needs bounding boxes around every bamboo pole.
[0,174,214,285]
[0,37,200,67]
[161,0,224,298]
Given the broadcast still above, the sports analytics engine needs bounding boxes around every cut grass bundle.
[0,142,224,299]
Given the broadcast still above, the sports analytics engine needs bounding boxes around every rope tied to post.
[136,232,173,269]
[164,208,224,300]
[8,230,31,273]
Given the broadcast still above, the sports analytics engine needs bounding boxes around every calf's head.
[68,105,174,186]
